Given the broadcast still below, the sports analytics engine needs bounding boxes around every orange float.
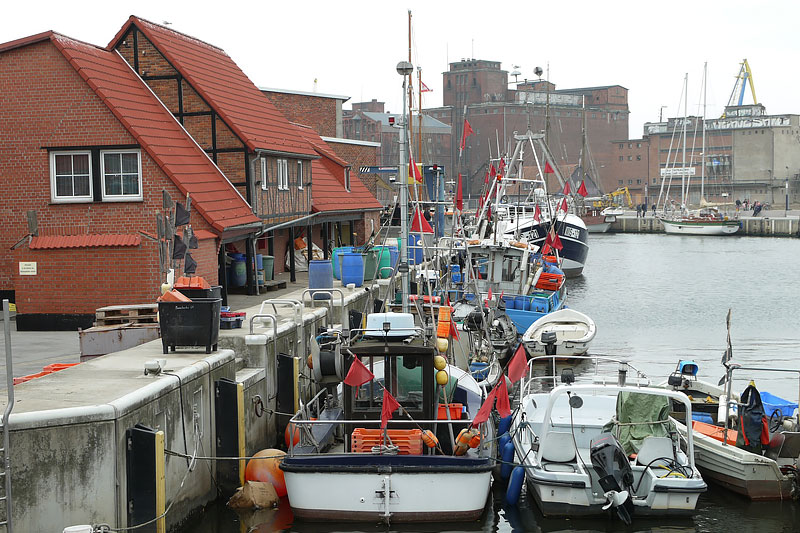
[245,449,287,497]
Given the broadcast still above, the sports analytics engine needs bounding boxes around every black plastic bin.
[176,285,222,301]
[159,297,221,354]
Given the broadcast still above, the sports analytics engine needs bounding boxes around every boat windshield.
[352,355,425,413]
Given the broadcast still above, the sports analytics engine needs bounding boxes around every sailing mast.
[701,62,707,203]
[681,73,688,209]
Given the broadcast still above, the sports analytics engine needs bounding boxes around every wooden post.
[288,227,296,283]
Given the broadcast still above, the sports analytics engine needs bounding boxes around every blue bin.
[341,252,365,287]
[515,296,531,311]
[227,253,246,287]
[532,297,549,313]
[502,296,516,309]
[332,246,354,280]
[470,362,491,381]
[691,412,715,425]
[408,234,424,265]
[760,391,798,418]
[308,260,333,300]
[255,253,264,271]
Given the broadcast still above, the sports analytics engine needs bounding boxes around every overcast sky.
[5,0,799,141]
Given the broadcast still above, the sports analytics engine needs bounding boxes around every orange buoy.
[284,423,300,448]
[454,428,477,456]
[245,449,287,497]
[421,429,439,448]
[306,354,313,369]
[468,431,481,449]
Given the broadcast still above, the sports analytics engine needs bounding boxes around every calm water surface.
[182,233,800,533]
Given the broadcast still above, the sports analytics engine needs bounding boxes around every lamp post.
[786,178,790,217]
[396,60,413,312]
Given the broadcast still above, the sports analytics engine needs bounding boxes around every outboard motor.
[590,433,634,524]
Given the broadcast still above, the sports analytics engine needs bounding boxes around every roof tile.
[29,234,141,250]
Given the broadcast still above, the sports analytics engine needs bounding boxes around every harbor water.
[181,233,800,533]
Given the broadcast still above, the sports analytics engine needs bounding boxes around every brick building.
[425,59,629,200]
[0,31,260,329]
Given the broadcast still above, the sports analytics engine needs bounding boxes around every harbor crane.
[721,59,757,117]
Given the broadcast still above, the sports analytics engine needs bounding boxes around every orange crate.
[437,403,463,420]
[543,255,558,264]
[535,272,564,291]
[351,428,423,455]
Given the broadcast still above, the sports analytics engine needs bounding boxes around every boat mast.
[701,62,707,203]
[681,73,687,209]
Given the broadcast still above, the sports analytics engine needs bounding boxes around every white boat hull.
[660,218,741,235]
[522,309,596,357]
[283,457,492,521]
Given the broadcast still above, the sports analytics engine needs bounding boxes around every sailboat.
[658,66,741,236]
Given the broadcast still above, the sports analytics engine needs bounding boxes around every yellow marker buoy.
[434,355,447,371]
[436,337,449,353]
[436,370,449,386]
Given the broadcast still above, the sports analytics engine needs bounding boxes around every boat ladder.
[0,300,15,532]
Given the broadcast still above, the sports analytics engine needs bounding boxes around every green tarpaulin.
[604,391,674,455]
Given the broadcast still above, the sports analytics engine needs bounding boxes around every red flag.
[498,158,506,173]
[420,80,433,93]
[495,378,512,418]
[490,164,497,178]
[484,171,489,185]
[546,227,564,251]
[577,180,588,197]
[541,243,551,255]
[559,198,568,213]
[344,357,375,387]
[552,231,564,250]
[460,119,474,151]
[544,161,555,174]
[472,386,497,427]
[410,208,434,233]
[507,343,528,382]
[534,204,542,223]
[563,182,571,195]
[381,388,401,429]
[449,317,460,340]
[455,173,463,211]
[409,155,423,183]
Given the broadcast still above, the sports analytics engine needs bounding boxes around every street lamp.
[396,60,413,312]
[786,178,789,217]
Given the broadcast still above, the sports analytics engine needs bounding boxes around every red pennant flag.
[547,227,564,251]
[563,182,571,195]
[484,171,489,185]
[577,180,588,197]
[420,80,433,93]
[490,164,497,178]
[449,317,460,340]
[534,204,542,223]
[544,161,555,174]
[409,155,423,183]
[410,208,434,233]
[455,173,463,211]
[541,243,551,255]
[507,343,528,382]
[559,198,568,213]
[344,357,375,388]
[460,119,474,152]
[381,388,401,429]
[498,158,506,173]
[495,377,512,418]
[472,386,497,427]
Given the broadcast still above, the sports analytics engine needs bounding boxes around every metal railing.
[259,299,303,357]
[301,289,345,333]
[521,354,650,396]
[1,300,14,532]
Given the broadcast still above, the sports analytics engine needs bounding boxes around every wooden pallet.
[95,304,159,326]
[263,280,287,292]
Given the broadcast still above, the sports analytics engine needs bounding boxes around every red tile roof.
[109,17,315,157]
[42,34,261,235]
[29,234,141,250]
[294,125,381,213]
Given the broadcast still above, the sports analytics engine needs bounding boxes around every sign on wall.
[19,262,37,276]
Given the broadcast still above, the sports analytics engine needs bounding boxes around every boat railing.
[520,354,650,396]
[288,388,490,457]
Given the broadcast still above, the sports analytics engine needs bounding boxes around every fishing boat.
[521,308,596,357]
[659,314,800,500]
[509,355,707,523]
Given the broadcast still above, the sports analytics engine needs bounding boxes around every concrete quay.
[609,212,800,236]
[0,276,380,532]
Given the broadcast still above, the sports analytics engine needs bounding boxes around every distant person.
[652,204,656,216]
[641,202,648,217]
[735,199,741,212]
[636,204,641,218]
[744,199,749,211]
[753,201,762,217]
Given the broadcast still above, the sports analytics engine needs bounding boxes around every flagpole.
[397,61,414,313]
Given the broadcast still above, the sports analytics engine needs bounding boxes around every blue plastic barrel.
[503,296,516,309]
[332,246,354,280]
[255,254,264,271]
[228,253,246,287]
[389,246,399,268]
[341,252,365,287]
[515,296,531,311]
[308,260,333,300]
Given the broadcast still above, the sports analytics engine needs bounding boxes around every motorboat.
[521,308,596,358]
[509,356,706,523]
[280,312,495,523]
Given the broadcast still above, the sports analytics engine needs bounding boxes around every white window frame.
[277,158,289,190]
[50,151,93,203]
[344,167,351,192]
[261,157,268,190]
[100,149,143,202]
[297,160,304,190]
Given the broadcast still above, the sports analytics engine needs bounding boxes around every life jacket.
[736,384,770,454]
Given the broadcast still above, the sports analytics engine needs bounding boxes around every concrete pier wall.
[609,215,800,236]
[2,282,375,532]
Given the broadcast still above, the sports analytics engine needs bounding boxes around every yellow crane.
[721,59,757,118]
[592,187,633,209]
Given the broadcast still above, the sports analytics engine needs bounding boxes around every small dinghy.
[522,308,596,357]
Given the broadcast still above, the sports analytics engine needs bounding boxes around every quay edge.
[609,215,800,237]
